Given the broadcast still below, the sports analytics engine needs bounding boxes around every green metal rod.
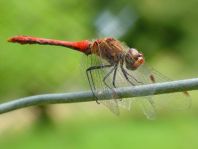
[0,78,198,114]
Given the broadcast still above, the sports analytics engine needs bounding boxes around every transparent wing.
[126,63,191,116]
[112,63,156,119]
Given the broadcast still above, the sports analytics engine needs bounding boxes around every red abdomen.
[8,35,92,55]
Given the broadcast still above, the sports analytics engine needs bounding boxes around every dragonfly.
[8,35,190,119]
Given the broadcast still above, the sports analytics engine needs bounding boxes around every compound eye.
[138,53,143,57]
[130,48,138,53]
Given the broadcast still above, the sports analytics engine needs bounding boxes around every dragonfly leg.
[86,69,100,103]
[86,64,112,103]
[112,66,123,100]
[103,65,117,89]
[126,70,143,84]
[103,65,120,100]
[112,66,118,88]
[120,66,135,85]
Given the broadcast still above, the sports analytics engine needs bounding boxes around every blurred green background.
[0,0,198,148]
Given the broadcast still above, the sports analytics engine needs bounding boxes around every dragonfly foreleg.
[120,66,135,85]
[124,69,143,84]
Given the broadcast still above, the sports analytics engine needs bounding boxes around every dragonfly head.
[125,48,144,70]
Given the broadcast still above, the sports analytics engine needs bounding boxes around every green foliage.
[0,0,197,99]
[1,115,198,149]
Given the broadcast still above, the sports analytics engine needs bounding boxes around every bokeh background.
[0,0,198,148]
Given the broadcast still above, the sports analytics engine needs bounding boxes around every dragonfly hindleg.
[112,66,118,88]
[86,64,112,103]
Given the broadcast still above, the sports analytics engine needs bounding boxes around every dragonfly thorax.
[124,48,144,70]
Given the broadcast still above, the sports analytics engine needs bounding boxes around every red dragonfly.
[8,35,190,119]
